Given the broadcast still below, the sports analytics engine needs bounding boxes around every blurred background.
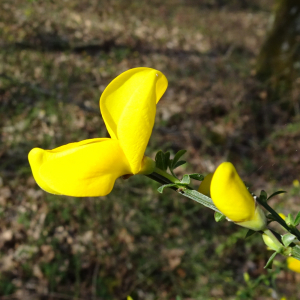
[1,0,300,299]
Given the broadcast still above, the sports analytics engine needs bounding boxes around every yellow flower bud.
[287,257,300,273]
[279,213,286,220]
[210,162,266,231]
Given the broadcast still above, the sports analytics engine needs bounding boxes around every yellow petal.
[100,67,168,174]
[198,173,213,196]
[210,162,255,222]
[287,257,300,273]
[28,138,131,197]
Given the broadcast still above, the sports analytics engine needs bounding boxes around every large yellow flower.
[199,162,266,231]
[28,68,168,197]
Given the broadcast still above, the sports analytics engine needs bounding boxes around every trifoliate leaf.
[294,211,300,226]
[155,151,171,171]
[282,233,296,247]
[163,151,170,171]
[264,252,277,269]
[155,151,165,171]
[173,160,186,169]
[189,173,205,181]
[286,213,295,226]
[267,190,287,201]
[171,150,187,169]
[214,212,226,222]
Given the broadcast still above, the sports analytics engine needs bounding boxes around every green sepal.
[189,173,205,181]
[264,252,277,269]
[214,212,226,222]
[267,190,286,201]
[157,183,178,193]
[245,229,256,238]
[294,211,300,226]
[282,233,296,247]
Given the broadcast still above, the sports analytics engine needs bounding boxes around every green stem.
[146,168,220,213]
[256,197,300,241]
[147,167,300,261]
[153,167,180,183]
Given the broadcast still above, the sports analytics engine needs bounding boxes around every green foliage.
[1,0,300,298]
[264,252,277,269]
[245,229,256,238]
[282,233,296,247]
[0,276,16,295]
[214,212,226,222]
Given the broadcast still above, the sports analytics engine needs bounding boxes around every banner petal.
[100,67,168,173]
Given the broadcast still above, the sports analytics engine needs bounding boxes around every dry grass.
[1,0,300,299]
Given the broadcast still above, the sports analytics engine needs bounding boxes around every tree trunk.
[256,0,300,94]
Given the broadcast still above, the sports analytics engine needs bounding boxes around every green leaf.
[181,175,190,185]
[171,150,187,169]
[157,184,178,193]
[182,189,220,212]
[267,190,287,201]
[245,229,256,238]
[155,151,171,171]
[264,252,277,269]
[214,212,226,222]
[164,152,170,170]
[294,211,300,226]
[155,151,165,171]
[189,173,205,181]
[286,213,295,226]
[282,233,296,247]
[173,160,186,169]
[260,190,267,202]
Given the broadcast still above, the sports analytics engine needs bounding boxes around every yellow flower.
[293,179,300,188]
[28,68,168,197]
[287,257,300,273]
[209,162,266,231]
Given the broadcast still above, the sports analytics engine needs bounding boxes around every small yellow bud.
[279,213,286,220]
[287,257,300,273]
[210,162,266,231]
[293,179,299,188]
